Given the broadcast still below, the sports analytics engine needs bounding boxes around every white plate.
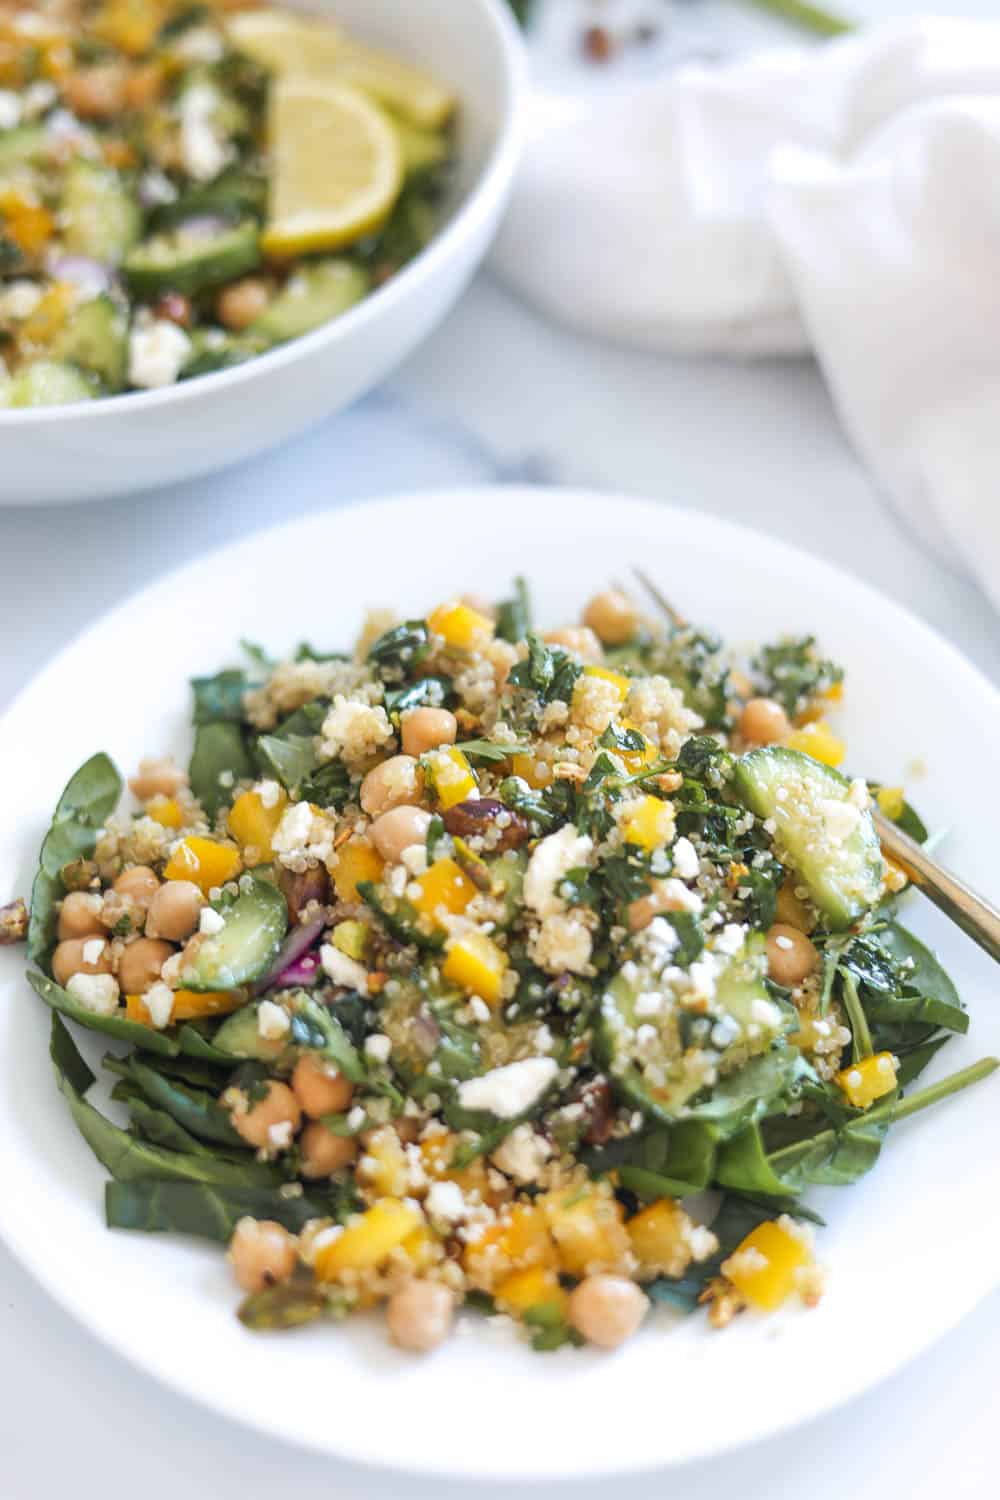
[0,488,997,1480]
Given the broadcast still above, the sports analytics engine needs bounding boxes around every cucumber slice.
[732,747,883,930]
[250,260,369,344]
[152,169,267,230]
[213,1000,294,1066]
[62,161,141,265]
[181,327,268,379]
[179,877,287,993]
[123,220,261,299]
[597,936,785,1124]
[52,295,128,391]
[392,118,449,177]
[1,360,96,408]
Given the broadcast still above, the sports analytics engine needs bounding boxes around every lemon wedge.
[260,79,402,259]
[226,9,343,74]
[332,39,456,130]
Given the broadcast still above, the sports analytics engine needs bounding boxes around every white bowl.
[0,0,525,506]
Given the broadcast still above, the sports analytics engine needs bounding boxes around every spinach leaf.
[658,628,729,728]
[366,620,431,674]
[126,1055,245,1146]
[29,971,179,1055]
[288,992,366,1082]
[254,732,315,791]
[189,722,253,817]
[357,881,443,951]
[617,1164,707,1200]
[49,1004,96,1095]
[682,1046,811,1139]
[106,1181,349,1241]
[506,633,581,705]
[191,668,248,725]
[28,752,122,966]
[384,676,451,718]
[644,1195,782,1314]
[496,576,532,644]
[715,1123,798,1197]
[751,636,842,721]
[584,1120,716,1189]
[455,739,529,762]
[176,1023,242,1064]
[875,922,967,1034]
[127,1097,214,1156]
[240,639,275,672]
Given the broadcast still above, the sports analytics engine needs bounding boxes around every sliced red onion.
[46,254,110,296]
[271,951,322,989]
[253,913,325,995]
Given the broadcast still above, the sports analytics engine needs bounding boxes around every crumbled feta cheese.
[532,910,593,975]
[81,938,106,966]
[634,990,664,1017]
[320,943,370,996]
[0,280,42,320]
[750,997,783,1029]
[0,89,21,129]
[178,81,230,181]
[139,167,178,206]
[173,24,225,62]
[268,1120,294,1151]
[523,824,593,916]
[257,1000,290,1041]
[467,995,491,1024]
[272,801,335,871]
[426,1179,466,1224]
[257,779,282,810]
[672,836,700,880]
[400,842,428,877]
[658,878,703,915]
[144,981,175,1029]
[457,1057,558,1118]
[847,778,870,810]
[364,1033,392,1064]
[128,317,191,389]
[491,1124,552,1184]
[21,80,56,118]
[199,906,226,936]
[346,1105,367,1131]
[66,972,119,1016]
[714,922,746,956]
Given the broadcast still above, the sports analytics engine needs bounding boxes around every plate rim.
[0,483,997,1479]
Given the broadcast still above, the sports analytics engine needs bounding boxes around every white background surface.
[1,0,999,1494]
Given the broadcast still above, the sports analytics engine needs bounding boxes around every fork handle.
[874,810,1000,965]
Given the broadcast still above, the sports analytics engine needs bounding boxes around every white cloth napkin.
[492,18,1000,609]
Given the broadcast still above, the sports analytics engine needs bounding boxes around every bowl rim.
[0,0,526,428]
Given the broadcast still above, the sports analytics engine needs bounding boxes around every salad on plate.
[0,0,455,406]
[3,580,993,1355]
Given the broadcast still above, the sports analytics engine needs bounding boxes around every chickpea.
[228,1217,298,1294]
[582,589,640,646]
[766,923,819,987]
[543,626,603,664]
[128,757,187,803]
[231,1080,302,1149]
[113,865,160,909]
[291,1052,354,1117]
[774,879,815,934]
[122,61,164,111]
[739,697,791,746]
[145,880,203,942]
[153,291,192,328]
[117,937,175,995]
[300,1121,358,1178]
[400,707,458,759]
[62,64,126,119]
[216,277,272,331]
[359,755,424,817]
[370,805,432,865]
[386,1281,455,1353]
[52,936,113,986]
[567,1275,649,1349]
[57,891,104,940]
[627,881,688,933]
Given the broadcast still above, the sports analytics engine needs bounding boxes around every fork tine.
[631,567,688,629]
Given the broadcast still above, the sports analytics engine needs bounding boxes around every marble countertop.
[1,3,998,1494]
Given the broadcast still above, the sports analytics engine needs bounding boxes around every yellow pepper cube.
[876,786,905,820]
[463,1203,557,1290]
[442,930,507,1007]
[163,836,242,896]
[580,665,631,698]
[412,857,477,925]
[494,1265,568,1321]
[418,1131,509,1207]
[227,786,289,862]
[836,1051,898,1109]
[785,718,846,768]
[399,1225,440,1273]
[331,841,384,903]
[540,1183,630,1278]
[428,600,495,651]
[92,0,163,54]
[621,794,675,851]
[424,746,477,810]
[314,1199,423,1281]
[627,1199,690,1277]
[511,751,552,790]
[146,797,183,830]
[359,1127,410,1197]
[125,989,244,1025]
[723,1219,812,1311]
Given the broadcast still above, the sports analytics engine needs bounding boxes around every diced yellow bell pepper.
[359,1127,410,1197]
[424,747,477,810]
[442,930,507,1007]
[494,1265,568,1320]
[615,721,657,775]
[621,794,675,851]
[227,786,288,862]
[411,857,477,925]
[511,752,552,790]
[463,1203,557,1290]
[146,797,183,829]
[627,1199,690,1277]
[163,836,241,895]
[91,0,164,55]
[876,786,905,820]
[723,1219,812,1311]
[314,1199,424,1281]
[125,989,244,1024]
[331,841,384,902]
[785,719,846,768]
[1,192,55,256]
[540,1183,630,1278]
[418,1131,510,1206]
[427,600,495,651]
[836,1051,898,1109]
[578,665,631,699]
[399,1225,440,1273]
